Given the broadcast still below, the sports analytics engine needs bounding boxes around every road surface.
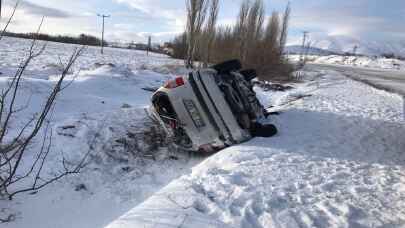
[308,63,405,96]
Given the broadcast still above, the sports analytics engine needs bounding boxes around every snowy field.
[289,54,405,71]
[0,37,405,228]
[0,37,199,228]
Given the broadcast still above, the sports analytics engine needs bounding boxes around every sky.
[0,0,404,44]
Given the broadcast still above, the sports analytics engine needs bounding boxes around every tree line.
[2,31,105,46]
[173,0,294,81]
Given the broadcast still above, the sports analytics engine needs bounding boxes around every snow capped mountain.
[285,45,338,56]
[288,35,405,57]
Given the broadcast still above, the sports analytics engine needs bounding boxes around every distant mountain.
[288,35,405,57]
[312,35,405,57]
[285,45,338,56]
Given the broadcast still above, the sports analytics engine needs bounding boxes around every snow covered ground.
[106,71,405,227]
[0,37,200,228]
[1,37,404,228]
[289,54,405,71]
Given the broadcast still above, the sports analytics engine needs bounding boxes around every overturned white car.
[150,60,277,153]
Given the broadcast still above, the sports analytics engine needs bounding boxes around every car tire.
[212,59,242,74]
[250,123,278,138]
[239,69,257,81]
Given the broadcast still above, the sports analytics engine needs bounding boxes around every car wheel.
[250,123,278,138]
[212,59,242,74]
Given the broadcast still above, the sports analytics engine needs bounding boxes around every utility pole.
[147,36,151,56]
[97,14,110,54]
[0,0,3,20]
[353,45,358,56]
[300,31,309,63]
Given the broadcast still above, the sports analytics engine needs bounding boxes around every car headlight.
[183,99,205,129]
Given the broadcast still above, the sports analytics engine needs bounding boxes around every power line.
[97,14,110,54]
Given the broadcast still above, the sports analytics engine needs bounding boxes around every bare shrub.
[0,4,88,203]
[0,45,86,200]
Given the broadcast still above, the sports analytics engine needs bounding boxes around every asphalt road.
[307,63,405,96]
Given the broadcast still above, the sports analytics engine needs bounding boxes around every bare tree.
[264,11,280,54]
[256,12,281,81]
[202,0,219,67]
[244,0,265,68]
[185,0,208,68]
[0,0,19,41]
[279,2,291,56]
[234,0,249,61]
[173,0,294,82]
[172,32,188,59]
[212,25,235,62]
[0,16,87,201]
[248,0,265,41]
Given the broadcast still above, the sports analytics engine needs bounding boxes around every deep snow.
[0,37,404,228]
[106,70,405,227]
[0,37,200,228]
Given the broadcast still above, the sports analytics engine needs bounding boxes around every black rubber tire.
[212,59,242,74]
[250,123,278,138]
[239,69,257,81]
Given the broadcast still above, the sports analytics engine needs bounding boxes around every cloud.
[107,29,181,43]
[108,22,182,43]
[288,0,405,42]
[113,0,186,32]
[6,0,71,18]
[2,0,405,45]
